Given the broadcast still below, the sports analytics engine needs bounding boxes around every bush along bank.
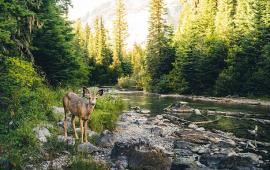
[0,86,127,169]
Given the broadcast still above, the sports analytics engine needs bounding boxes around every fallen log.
[193,117,221,125]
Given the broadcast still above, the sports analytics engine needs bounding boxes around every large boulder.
[77,142,99,154]
[111,138,171,170]
[199,152,262,169]
[128,148,171,170]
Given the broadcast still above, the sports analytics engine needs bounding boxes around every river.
[112,90,270,144]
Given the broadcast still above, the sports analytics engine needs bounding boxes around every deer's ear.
[82,86,90,97]
[97,89,104,97]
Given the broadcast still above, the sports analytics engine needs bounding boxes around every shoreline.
[112,88,270,107]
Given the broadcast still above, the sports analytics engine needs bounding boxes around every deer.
[63,87,104,143]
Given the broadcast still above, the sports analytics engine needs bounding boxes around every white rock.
[188,123,198,129]
[141,109,151,114]
[156,115,163,120]
[77,142,99,154]
[196,127,205,131]
[194,109,201,115]
[33,127,51,143]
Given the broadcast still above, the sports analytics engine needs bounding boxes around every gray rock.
[200,152,261,169]
[156,115,163,120]
[141,109,151,114]
[57,135,76,146]
[77,142,99,154]
[33,127,51,143]
[237,152,262,163]
[111,138,150,160]
[115,156,128,170]
[150,126,164,137]
[196,127,205,131]
[98,130,115,147]
[88,130,99,138]
[188,123,198,129]
[128,148,171,170]
[132,117,147,125]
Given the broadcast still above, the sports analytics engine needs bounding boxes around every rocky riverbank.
[90,109,268,169]
[27,105,269,170]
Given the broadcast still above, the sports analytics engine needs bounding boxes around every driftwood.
[192,117,221,125]
[205,113,270,125]
[213,130,270,147]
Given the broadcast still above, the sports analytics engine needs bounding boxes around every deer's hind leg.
[64,109,68,138]
[72,115,78,139]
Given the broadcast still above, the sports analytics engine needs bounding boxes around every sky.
[68,0,180,48]
[69,0,108,21]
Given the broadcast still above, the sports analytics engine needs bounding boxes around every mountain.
[70,0,181,48]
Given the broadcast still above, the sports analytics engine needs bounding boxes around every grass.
[66,155,108,170]
[90,94,127,132]
[0,86,126,169]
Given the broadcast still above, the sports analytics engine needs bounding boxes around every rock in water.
[141,109,151,114]
[77,142,99,154]
[33,127,51,143]
[194,109,201,115]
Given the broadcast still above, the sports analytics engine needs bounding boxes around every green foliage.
[90,94,127,132]
[170,0,270,97]
[112,0,128,69]
[32,0,88,87]
[117,76,137,89]
[66,156,108,170]
[145,0,176,93]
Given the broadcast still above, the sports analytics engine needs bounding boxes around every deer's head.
[82,87,104,106]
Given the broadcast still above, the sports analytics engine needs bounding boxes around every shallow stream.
[114,90,270,143]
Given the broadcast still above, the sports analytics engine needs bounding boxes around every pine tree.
[97,17,110,65]
[84,23,91,51]
[215,0,236,41]
[32,0,88,86]
[145,0,175,92]
[112,0,128,68]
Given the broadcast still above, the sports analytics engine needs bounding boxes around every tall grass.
[90,94,127,132]
[66,156,108,170]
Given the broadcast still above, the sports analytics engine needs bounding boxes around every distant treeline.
[143,0,270,96]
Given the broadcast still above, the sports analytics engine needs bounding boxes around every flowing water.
[114,90,270,144]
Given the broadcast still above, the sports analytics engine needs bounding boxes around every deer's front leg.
[64,112,68,138]
[80,118,84,143]
[84,120,89,143]
[71,115,78,139]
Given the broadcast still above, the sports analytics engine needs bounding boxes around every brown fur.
[63,87,103,143]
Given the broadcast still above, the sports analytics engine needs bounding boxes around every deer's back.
[63,92,88,117]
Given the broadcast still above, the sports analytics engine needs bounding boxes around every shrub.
[90,94,127,132]
[66,156,108,170]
